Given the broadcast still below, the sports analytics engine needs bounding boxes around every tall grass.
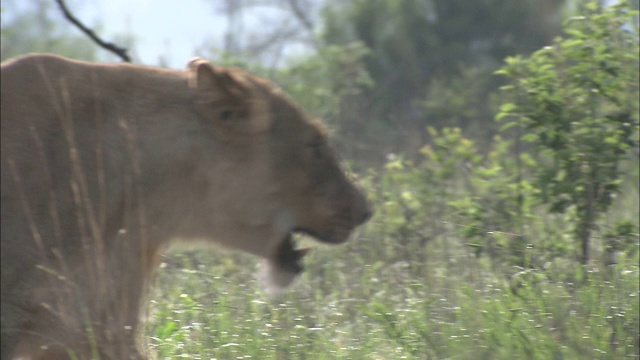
[145,214,639,359]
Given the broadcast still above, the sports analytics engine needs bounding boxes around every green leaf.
[521,133,539,143]
[499,121,520,131]
[499,103,518,113]
[565,28,586,39]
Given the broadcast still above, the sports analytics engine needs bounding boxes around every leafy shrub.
[495,1,639,264]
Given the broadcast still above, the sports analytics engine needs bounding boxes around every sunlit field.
[145,171,639,359]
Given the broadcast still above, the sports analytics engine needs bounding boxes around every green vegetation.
[318,0,568,159]
[146,242,638,359]
[145,3,639,359]
[496,1,639,265]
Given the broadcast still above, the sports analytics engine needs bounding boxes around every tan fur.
[0,54,371,359]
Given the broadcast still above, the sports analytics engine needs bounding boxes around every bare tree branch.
[54,0,131,62]
[285,0,320,49]
[285,0,314,33]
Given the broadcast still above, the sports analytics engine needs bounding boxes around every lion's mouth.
[263,224,359,290]
[274,227,350,273]
[274,231,312,275]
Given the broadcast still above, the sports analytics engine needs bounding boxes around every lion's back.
[1,54,99,341]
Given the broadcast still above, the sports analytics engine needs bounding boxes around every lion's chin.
[258,233,310,292]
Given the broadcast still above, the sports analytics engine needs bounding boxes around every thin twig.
[54,0,131,62]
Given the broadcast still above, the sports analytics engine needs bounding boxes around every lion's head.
[186,59,372,288]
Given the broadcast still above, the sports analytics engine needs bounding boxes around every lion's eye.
[219,110,248,122]
[220,110,233,121]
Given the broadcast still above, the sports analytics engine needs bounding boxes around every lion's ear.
[188,58,271,134]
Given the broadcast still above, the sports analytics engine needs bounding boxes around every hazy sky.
[78,0,226,68]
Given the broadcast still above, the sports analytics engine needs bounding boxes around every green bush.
[495,1,639,264]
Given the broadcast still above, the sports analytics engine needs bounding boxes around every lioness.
[1,54,371,359]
